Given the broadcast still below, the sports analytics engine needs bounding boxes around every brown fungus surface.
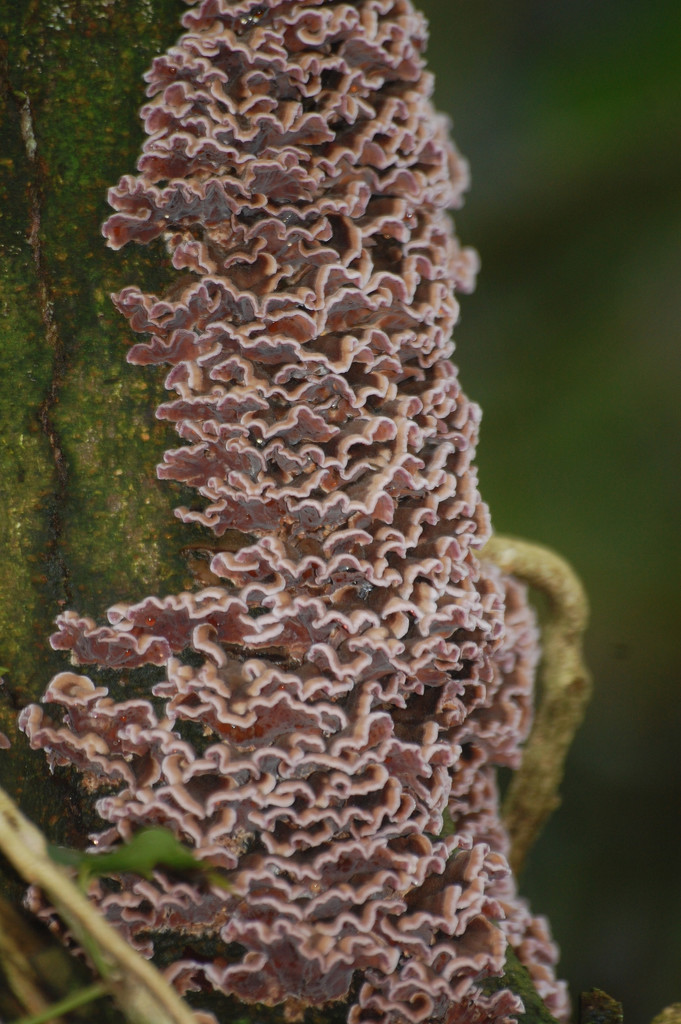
[20,1,569,1022]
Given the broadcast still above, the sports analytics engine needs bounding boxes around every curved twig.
[481,535,592,876]
[0,785,199,1024]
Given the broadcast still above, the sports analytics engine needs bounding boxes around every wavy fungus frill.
[21,1,569,1022]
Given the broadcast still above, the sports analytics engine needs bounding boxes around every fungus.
[20,1,569,1021]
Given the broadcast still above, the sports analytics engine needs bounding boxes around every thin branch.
[481,535,592,875]
[0,893,67,1023]
[11,982,108,1024]
[0,785,200,1024]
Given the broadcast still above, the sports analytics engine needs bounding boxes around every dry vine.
[0,785,199,1024]
[481,535,592,876]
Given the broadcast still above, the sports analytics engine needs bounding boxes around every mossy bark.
[0,3,562,1022]
[0,3,189,1016]
[0,0,189,812]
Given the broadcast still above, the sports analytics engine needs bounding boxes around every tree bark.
[0,0,190,815]
[1,4,190,1016]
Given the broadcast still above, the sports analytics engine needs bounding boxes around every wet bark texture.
[0,0,189,811]
[0,3,191,1016]
[0,3,559,1022]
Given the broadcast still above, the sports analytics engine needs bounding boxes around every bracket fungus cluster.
[21,1,569,1021]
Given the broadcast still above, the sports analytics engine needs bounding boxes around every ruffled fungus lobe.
[21,1,569,1021]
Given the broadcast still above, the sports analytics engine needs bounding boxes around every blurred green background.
[419,0,681,1018]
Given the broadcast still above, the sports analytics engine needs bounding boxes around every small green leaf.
[48,827,231,889]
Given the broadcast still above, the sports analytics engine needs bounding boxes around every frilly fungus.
[21,1,569,1021]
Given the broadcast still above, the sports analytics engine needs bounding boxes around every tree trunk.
[0,0,190,811]
[0,4,563,1022]
[1,4,190,1016]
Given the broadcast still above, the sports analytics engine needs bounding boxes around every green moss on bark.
[0,0,197,926]
[0,0,188,728]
